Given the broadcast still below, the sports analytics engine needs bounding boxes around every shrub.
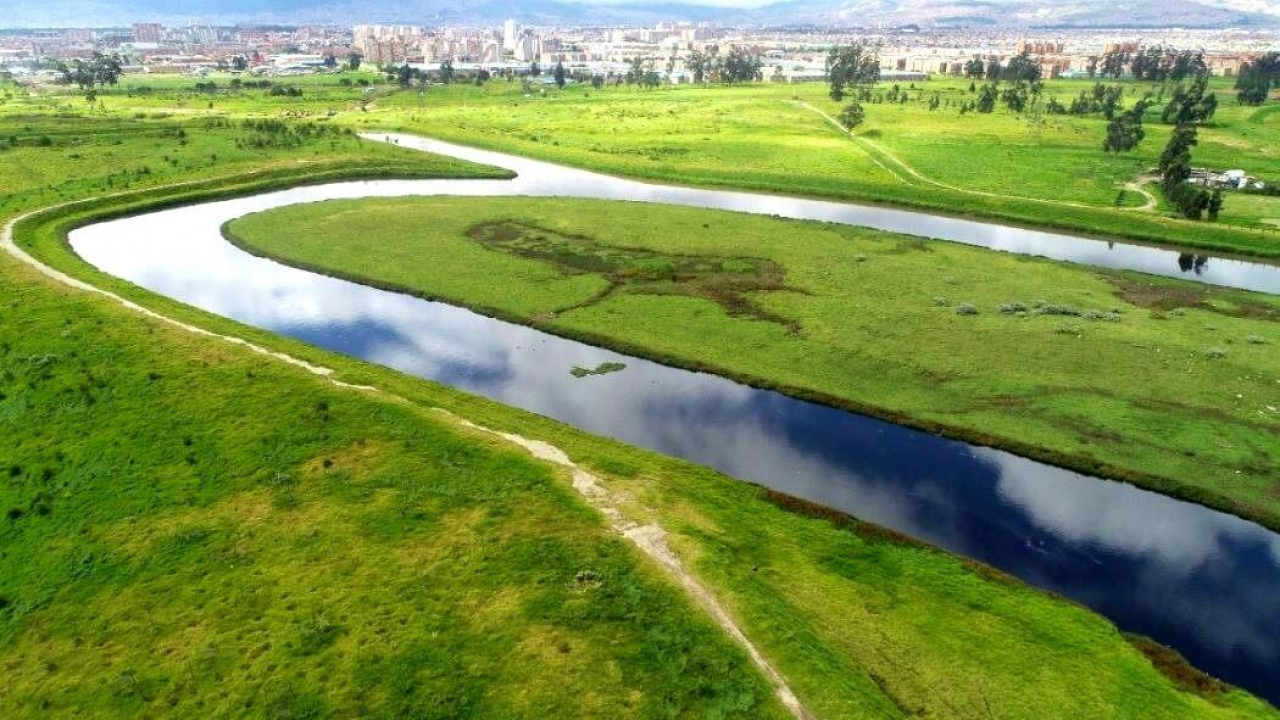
[1040,304,1081,316]
[1206,348,1227,359]
[956,303,978,316]
[998,301,1028,314]
[1246,334,1266,345]
[932,296,948,306]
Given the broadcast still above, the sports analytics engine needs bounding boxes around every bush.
[998,301,1028,314]
[1206,347,1227,358]
[1040,304,1081,316]
[1246,334,1266,345]
[956,303,978,316]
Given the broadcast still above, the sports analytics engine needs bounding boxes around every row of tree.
[1236,52,1279,106]
[1096,46,1210,83]
[54,53,123,90]
[1157,71,1225,221]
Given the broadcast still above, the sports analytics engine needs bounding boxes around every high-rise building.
[131,23,163,44]
[503,19,519,52]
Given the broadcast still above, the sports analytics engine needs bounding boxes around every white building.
[503,19,519,52]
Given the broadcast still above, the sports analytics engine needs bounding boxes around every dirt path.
[2,194,813,720]
[792,100,1103,210]
[1122,177,1159,213]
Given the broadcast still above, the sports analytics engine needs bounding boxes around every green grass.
[342,77,1280,257]
[227,196,1280,530]
[2,76,1278,718]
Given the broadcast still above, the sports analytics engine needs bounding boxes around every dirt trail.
[2,194,813,720]
[792,100,1104,210]
[1122,177,1160,212]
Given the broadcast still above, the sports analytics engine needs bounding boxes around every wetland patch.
[466,220,802,331]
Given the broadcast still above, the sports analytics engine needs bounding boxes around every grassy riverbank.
[2,76,1276,717]
[354,78,1280,258]
[227,196,1280,530]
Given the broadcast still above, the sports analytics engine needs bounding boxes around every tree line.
[1236,52,1279,106]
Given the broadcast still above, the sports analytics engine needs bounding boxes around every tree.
[591,74,604,90]
[1102,106,1146,155]
[975,83,998,113]
[685,51,710,85]
[827,44,879,101]
[322,53,337,69]
[553,61,565,89]
[347,52,363,71]
[721,47,762,84]
[55,52,123,101]
[837,100,865,130]
[1235,52,1279,106]
[1207,190,1223,221]
[626,57,647,87]
[984,59,1002,82]
[231,55,248,72]
[964,58,986,79]
[529,61,541,77]
[1001,83,1028,113]
[1003,53,1041,83]
[1101,49,1128,79]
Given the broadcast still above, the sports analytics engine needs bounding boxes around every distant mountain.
[4,0,1277,29]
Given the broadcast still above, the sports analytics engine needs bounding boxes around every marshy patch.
[466,220,802,331]
[570,361,626,378]
[1125,635,1227,698]
[1107,274,1278,323]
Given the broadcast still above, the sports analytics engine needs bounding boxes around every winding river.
[68,133,1280,704]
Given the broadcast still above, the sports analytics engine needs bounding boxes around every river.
[67,133,1280,704]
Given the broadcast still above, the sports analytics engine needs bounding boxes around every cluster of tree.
[1159,123,1221,220]
[1161,75,1217,124]
[1086,46,1209,81]
[625,57,662,89]
[827,44,881,127]
[721,47,764,84]
[235,119,350,150]
[682,47,763,85]
[385,63,457,88]
[1235,52,1279,106]
[1044,83,1127,118]
[1101,98,1150,155]
[55,53,124,90]
[956,54,1043,115]
[961,53,1040,83]
[267,85,304,97]
[826,44,880,101]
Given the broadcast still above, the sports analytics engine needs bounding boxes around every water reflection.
[65,140,1280,705]
[368,133,1280,294]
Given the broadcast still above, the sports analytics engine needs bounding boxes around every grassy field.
[10,71,1280,254]
[2,74,1279,717]
[227,196,1280,529]
[346,77,1280,257]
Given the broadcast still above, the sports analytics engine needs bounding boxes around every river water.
[68,133,1280,704]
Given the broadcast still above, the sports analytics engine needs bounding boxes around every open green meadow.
[352,76,1280,257]
[2,71,1279,717]
[8,70,1278,254]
